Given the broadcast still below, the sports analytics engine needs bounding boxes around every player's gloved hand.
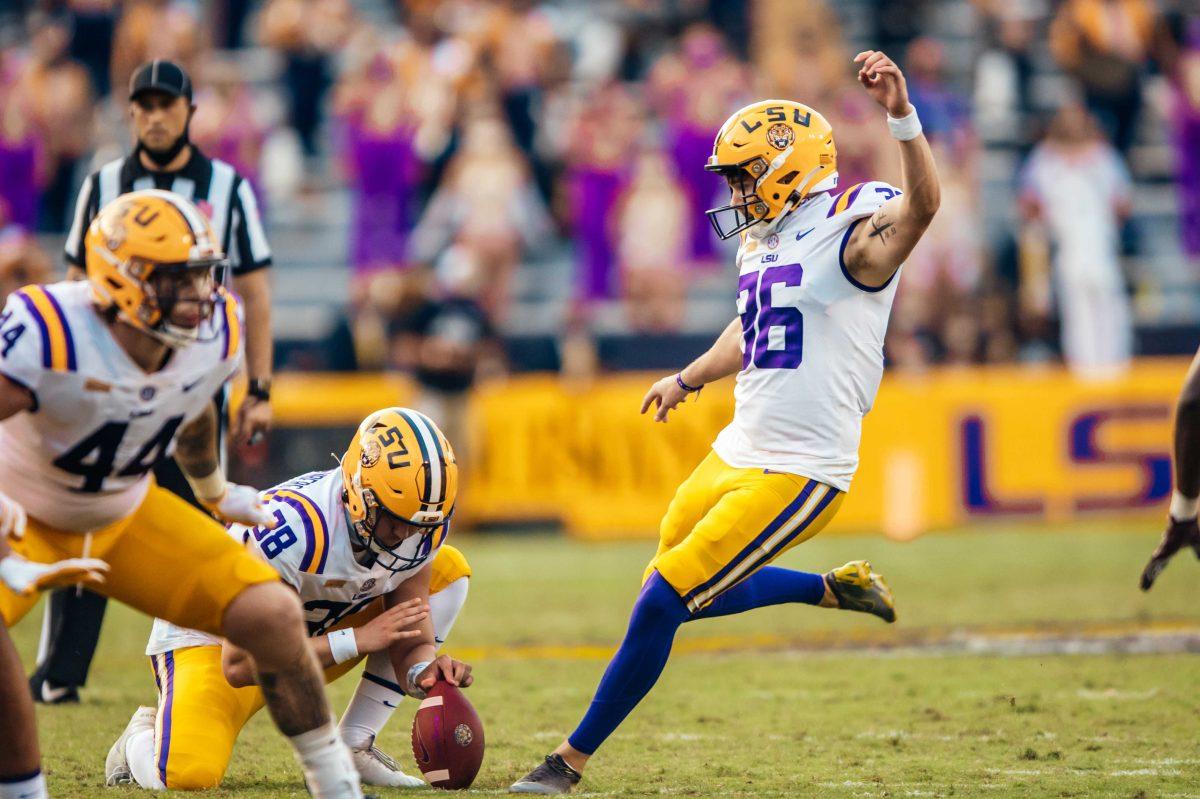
[200,483,276,528]
[356,597,429,654]
[1140,516,1200,591]
[0,551,109,596]
[0,488,28,540]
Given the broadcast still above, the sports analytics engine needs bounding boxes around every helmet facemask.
[139,259,222,347]
[704,157,774,240]
[92,245,224,348]
[347,484,445,574]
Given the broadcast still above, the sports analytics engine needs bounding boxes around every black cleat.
[29,674,80,704]
[509,754,582,794]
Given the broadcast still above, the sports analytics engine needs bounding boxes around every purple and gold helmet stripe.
[396,408,447,509]
[14,286,76,371]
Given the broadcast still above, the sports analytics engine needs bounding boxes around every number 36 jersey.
[147,467,447,655]
[712,181,903,492]
[0,280,243,532]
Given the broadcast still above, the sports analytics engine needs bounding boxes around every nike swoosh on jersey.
[182,376,204,392]
[796,227,816,241]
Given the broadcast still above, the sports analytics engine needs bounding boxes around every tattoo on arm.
[175,406,219,478]
[867,211,897,243]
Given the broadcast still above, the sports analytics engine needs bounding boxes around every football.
[411,681,485,789]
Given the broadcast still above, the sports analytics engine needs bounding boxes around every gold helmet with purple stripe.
[341,407,459,571]
[705,100,838,239]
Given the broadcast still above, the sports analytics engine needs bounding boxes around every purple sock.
[688,566,826,620]
[566,572,690,755]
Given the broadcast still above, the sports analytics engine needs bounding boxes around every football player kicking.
[0,190,366,799]
[1141,349,1200,590]
[105,407,474,790]
[511,51,940,794]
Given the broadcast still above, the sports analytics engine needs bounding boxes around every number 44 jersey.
[712,181,903,492]
[0,280,243,532]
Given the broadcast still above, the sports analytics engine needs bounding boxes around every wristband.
[185,468,227,504]
[327,628,359,664]
[887,107,922,141]
[406,660,433,698]
[1170,490,1198,521]
[676,373,702,394]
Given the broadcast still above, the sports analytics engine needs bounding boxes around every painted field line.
[447,618,1200,661]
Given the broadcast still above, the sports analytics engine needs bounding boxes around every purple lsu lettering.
[961,404,1171,516]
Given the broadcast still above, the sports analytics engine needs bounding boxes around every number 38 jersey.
[0,280,243,532]
[712,181,903,492]
[147,467,446,655]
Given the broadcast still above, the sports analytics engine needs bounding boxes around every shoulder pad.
[3,285,78,373]
[826,181,902,220]
[256,486,333,577]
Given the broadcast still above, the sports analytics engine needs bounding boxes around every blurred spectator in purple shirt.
[1164,17,1200,260]
[904,37,971,149]
[648,24,750,272]
[0,57,40,233]
[563,82,643,305]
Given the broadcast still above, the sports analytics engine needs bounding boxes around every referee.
[29,60,276,703]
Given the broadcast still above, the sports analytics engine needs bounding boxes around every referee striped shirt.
[64,147,271,275]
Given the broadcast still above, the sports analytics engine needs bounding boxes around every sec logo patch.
[454,723,474,747]
[766,234,779,250]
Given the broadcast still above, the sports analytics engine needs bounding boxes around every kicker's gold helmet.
[342,408,459,572]
[84,189,224,347]
[705,100,837,239]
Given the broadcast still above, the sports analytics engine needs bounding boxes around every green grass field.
[13,522,1200,798]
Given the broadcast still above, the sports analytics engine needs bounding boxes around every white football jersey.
[147,468,446,656]
[712,181,903,491]
[0,281,242,532]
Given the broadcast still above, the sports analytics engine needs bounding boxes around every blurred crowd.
[0,0,1199,383]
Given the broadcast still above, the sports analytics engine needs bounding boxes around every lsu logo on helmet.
[342,407,459,571]
[705,100,838,239]
[84,188,225,347]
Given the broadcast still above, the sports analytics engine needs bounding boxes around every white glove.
[0,489,27,539]
[201,483,276,528]
[0,551,109,596]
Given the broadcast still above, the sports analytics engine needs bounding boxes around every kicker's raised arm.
[843,50,941,288]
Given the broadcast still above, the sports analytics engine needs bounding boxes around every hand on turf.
[641,374,693,423]
[203,483,275,528]
[0,552,109,596]
[357,598,429,653]
[416,654,473,690]
[854,50,912,118]
[1140,516,1200,591]
[0,489,26,539]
